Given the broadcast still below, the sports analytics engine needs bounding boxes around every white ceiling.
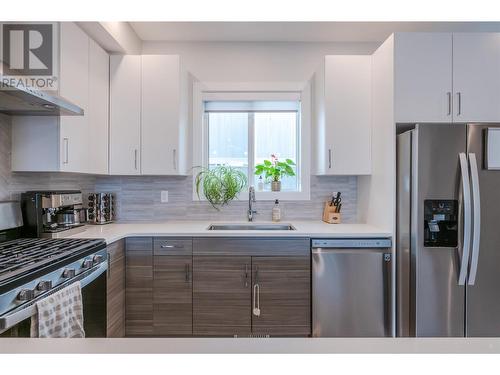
[130,22,500,43]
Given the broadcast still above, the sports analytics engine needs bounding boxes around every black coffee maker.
[21,190,85,238]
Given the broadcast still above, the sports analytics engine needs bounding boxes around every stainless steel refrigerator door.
[312,249,391,337]
[466,124,500,337]
[396,131,412,336]
[412,124,467,337]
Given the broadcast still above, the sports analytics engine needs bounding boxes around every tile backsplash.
[1,118,358,222]
[93,175,357,222]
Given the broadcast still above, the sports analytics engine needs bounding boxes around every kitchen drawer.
[193,238,310,256]
[154,238,192,256]
[126,237,153,251]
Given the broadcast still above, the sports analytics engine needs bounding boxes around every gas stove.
[0,201,107,336]
[0,237,106,290]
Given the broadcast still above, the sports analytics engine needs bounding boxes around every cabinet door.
[453,33,500,122]
[251,257,310,336]
[394,33,453,123]
[193,256,251,336]
[125,238,153,336]
[88,39,109,174]
[324,55,372,175]
[110,55,141,175]
[141,55,182,175]
[153,255,192,336]
[107,240,125,337]
[59,22,89,173]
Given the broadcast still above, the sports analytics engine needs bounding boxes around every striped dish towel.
[30,281,85,338]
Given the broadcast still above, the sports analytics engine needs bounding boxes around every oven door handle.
[0,261,107,334]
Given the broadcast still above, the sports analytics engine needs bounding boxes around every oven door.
[0,260,107,338]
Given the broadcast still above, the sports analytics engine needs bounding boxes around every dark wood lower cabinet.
[251,256,311,336]
[106,239,126,337]
[125,237,153,336]
[193,256,252,336]
[122,237,311,337]
[153,255,193,336]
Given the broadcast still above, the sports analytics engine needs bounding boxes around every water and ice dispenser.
[424,200,458,247]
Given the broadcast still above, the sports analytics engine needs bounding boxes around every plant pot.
[271,181,281,192]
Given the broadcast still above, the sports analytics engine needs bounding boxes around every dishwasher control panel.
[311,238,392,248]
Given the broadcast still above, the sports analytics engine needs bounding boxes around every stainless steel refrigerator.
[397,123,500,337]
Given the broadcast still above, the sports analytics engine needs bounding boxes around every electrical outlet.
[161,190,169,203]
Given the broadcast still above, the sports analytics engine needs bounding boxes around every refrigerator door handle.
[468,153,481,286]
[458,153,472,286]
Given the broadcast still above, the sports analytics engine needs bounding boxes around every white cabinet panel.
[315,55,372,175]
[59,22,89,173]
[109,55,141,175]
[88,39,109,174]
[453,33,500,122]
[394,33,453,123]
[141,55,181,175]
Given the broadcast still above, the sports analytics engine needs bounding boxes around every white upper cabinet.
[394,33,453,123]
[88,39,110,175]
[109,55,142,175]
[314,55,372,175]
[12,22,109,174]
[110,54,188,176]
[141,55,188,175]
[59,21,90,173]
[453,33,500,123]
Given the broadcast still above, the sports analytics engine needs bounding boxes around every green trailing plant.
[195,165,247,210]
[254,154,296,182]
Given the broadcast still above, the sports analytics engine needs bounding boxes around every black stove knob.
[17,289,35,301]
[62,269,76,278]
[93,254,103,265]
[82,259,93,269]
[36,280,52,292]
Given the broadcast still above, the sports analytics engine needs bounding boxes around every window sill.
[192,190,310,202]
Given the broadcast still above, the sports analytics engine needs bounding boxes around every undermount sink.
[207,223,296,231]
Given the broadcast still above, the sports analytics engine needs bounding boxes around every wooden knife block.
[322,201,341,224]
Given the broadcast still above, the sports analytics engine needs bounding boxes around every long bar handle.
[63,138,69,164]
[134,149,138,170]
[468,153,481,285]
[185,263,190,282]
[447,92,452,116]
[457,92,462,116]
[173,149,177,170]
[458,153,472,285]
[244,264,249,288]
[328,149,332,169]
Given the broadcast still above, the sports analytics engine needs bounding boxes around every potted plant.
[254,154,296,192]
[195,165,247,210]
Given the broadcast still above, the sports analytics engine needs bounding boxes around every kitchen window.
[193,83,311,200]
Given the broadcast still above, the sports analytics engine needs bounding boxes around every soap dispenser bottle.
[272,199,281,222]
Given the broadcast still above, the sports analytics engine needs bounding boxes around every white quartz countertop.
[62,221,391,244]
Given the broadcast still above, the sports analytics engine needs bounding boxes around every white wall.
[142,41,379,82]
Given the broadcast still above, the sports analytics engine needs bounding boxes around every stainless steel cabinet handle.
[63,138,69,164]
[107,257,111,279]
[328,149,332,169]
[244,264,249,288]
[185,263,190,282]
[134,149,138,170]
[252,283,261,317]
[173,149,177,170]
[458,153,472,285]
[468,153,481,285]
[457,92,462,115]
[160,244,184,249]
[447,92,452,116]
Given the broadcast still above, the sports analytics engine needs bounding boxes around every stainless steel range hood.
[0,77,84,116]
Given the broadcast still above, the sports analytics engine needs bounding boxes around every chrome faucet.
[248,186,257,222]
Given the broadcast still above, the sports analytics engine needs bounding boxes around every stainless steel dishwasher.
[312,238,392,337]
